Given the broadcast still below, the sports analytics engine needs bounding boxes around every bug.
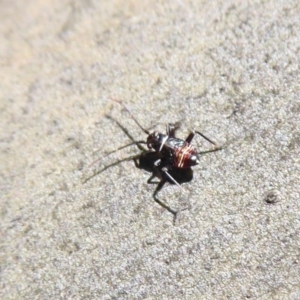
[87,99,222,222]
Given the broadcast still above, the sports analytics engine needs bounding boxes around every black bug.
[86,100,222,222]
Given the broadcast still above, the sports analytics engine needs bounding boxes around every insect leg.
[152,178,178,221]
[83,153,141,184]
[161,167,184,190]
[153,171,189,224]
[166,122,181,137]
[198,147,223,155]
[111,98,150,135]
[186,130,222,150]
[185,131,195,143]
[89,141,147,168]
[195,131,219,146]
[105,115,147,152]
[153,159,183,189]
[103,140,146,157]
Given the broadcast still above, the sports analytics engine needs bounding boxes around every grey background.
[1,0,300,299]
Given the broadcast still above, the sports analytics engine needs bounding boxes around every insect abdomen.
[174,144,198,168]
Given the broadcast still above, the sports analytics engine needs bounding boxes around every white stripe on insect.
[178,145,192,167]
[159,135,169,152]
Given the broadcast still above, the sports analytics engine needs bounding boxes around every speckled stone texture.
[1,0,300,299]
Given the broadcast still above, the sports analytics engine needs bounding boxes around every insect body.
[88,99,222,222]
[147,132,199,169]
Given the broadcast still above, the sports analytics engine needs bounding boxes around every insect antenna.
[111,98,150,135]
[87,140,146,168]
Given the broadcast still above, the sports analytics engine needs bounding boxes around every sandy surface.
[1,0,300,299]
